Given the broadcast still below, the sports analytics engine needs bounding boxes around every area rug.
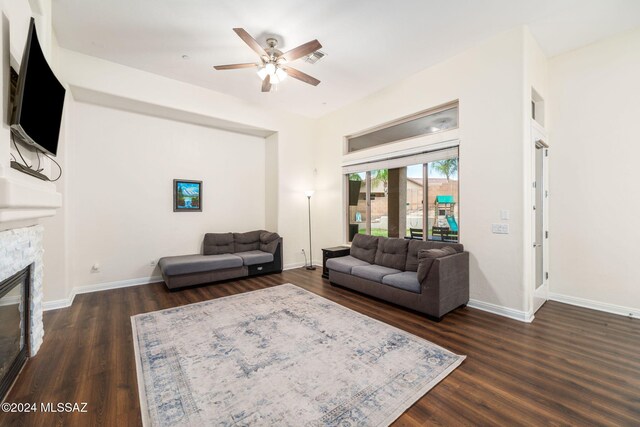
[131,284,465,426]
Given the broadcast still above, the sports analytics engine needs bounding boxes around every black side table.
[322,246,351,279]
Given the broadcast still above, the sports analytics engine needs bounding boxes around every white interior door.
[532,130,549,313]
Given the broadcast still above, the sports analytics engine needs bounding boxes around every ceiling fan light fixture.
[214,29,322,93]
[257,67,268,80]
[265,62,276,77]
[275,67,287,82]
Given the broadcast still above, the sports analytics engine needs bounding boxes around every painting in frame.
[173,179,202,212]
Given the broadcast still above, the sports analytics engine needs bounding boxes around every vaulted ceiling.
[53,0,640,118]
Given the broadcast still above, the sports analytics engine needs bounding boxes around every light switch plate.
[500,209,510,220]
[492,223,509,234]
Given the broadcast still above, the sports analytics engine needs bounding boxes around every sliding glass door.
[345,149,459,243]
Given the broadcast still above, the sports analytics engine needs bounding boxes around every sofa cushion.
[234,230,263,252]
[419,246,458,259]
[326,256,370,274]
[203,233,235,255]
[375,238,409,270]
[416,246,458,282]
[351,264,402,283]
[350,234,379,263]
[260,231,279,244]
[405,240,464,271]
[259,232,280,253]
[235,250,274,266]
[159,254,243,276]
[382,271,421,293]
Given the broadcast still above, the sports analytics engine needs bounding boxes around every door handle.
[533,243,542,248]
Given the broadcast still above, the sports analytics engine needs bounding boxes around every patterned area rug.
[131,284,465,426]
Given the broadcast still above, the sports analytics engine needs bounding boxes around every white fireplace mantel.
[0,174,62,225]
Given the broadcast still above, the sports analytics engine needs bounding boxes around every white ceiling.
[52,0,640,118]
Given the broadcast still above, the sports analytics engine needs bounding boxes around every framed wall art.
[173,179,202,212]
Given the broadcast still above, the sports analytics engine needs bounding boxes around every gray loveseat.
[158,230,282,290]
[326,234,469,320]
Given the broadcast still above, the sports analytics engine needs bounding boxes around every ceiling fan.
[214,28,323,93]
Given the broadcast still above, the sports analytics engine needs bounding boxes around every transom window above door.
[345,101,459,153]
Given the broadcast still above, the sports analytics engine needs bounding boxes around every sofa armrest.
[419,251,470,316]
[267,238,283,271]
[260,236,282,255]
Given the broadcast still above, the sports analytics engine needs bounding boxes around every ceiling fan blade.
[282,67,320,86]
[280,40,322,62]
[213,63,258,70]
[261,74,272,92]
[233,28,268,57]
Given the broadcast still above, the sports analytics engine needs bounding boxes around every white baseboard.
[43,295,75,311]
[467,299,534,323]
[43,275,163,311]
[284,261,319,271]
[549,292,639,319]
[0,295,21,307]
[284,262,305,270]
[73,275,163,296]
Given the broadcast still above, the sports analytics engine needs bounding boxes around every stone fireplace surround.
[0,225,44,356]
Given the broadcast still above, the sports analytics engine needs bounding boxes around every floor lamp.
[304,190,316,270]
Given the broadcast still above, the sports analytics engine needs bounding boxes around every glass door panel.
[369,169,388,237]
[427,158,459,242]
[348,172,366,242]
[406,164,424,239]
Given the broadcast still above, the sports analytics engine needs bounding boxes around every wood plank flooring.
[1,268,638,426]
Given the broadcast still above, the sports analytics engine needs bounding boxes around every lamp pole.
[305,190,316,270]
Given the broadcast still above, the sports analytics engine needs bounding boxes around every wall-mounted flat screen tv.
[10,18,66,157]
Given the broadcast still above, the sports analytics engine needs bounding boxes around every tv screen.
[10,18,65,157]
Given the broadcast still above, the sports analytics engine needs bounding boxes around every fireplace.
[0,225,45,401]
[0,266,30,399]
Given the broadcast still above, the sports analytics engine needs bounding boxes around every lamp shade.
[304,190,315,198]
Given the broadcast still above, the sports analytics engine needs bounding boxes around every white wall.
[314,28,530,315]
[38,95,71,302]
[66,101,266,287]
[41,48,318,302]
[548,27,640,315]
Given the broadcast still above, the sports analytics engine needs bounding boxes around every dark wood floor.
[1,268,639,426]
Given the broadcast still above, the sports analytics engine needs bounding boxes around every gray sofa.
[326,234,469,320]
[158,230,282,290]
